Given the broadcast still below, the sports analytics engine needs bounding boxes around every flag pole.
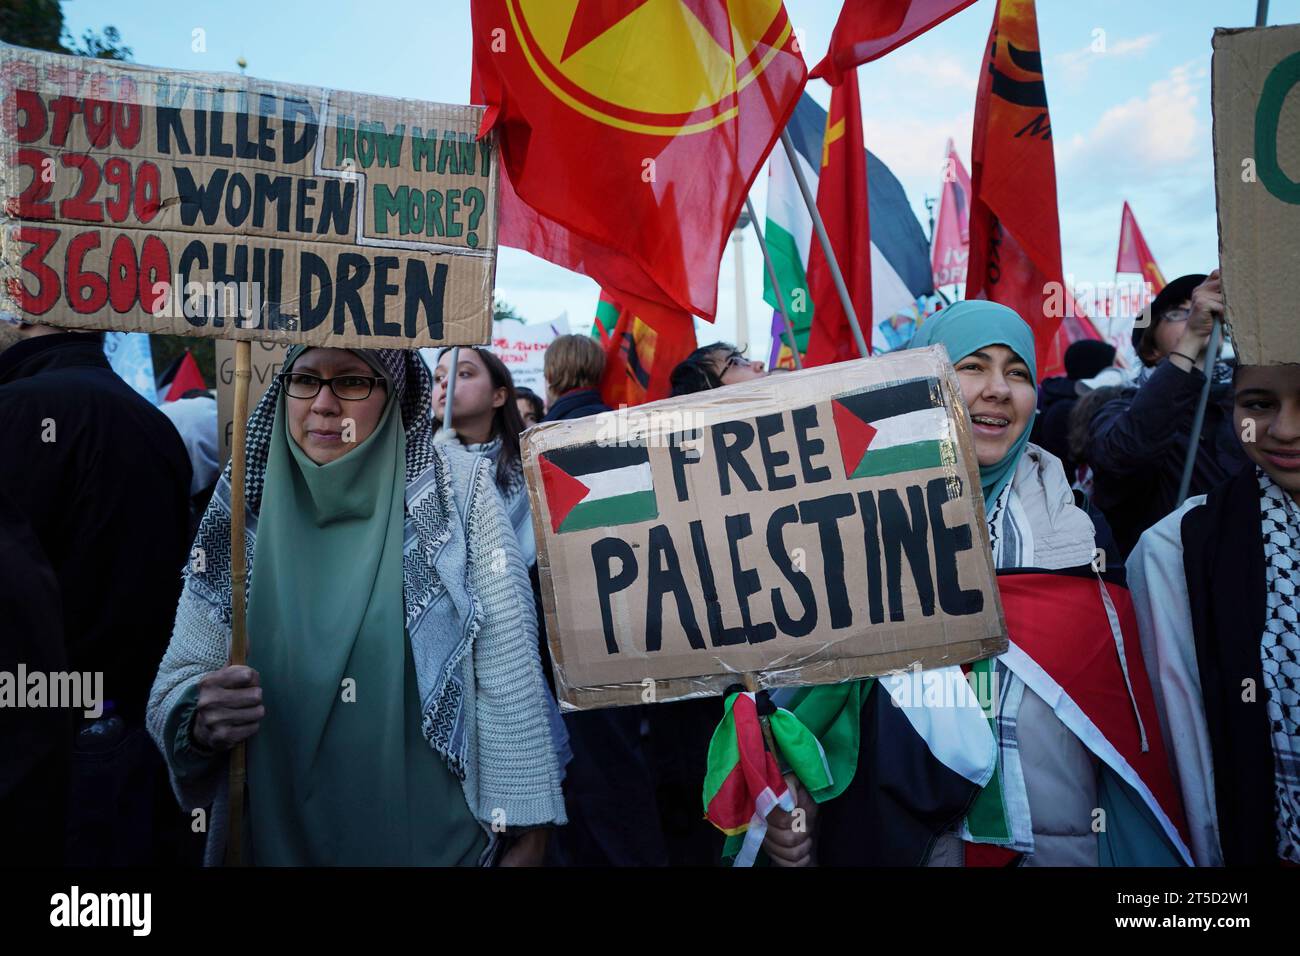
[780,130,870,359]
[745,197,804,370]
[1176,319,1222,506]
[225,339,251,867]
[442,346,461,433]
[1178,0,1265,502]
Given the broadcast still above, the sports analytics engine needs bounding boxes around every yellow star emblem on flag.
[506,0,793,134]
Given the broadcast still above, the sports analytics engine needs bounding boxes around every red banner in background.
[931,137,972,290]
[594,291,697,409]
[1116,200,1167,294]
[965,0,1069,378]
[805,70,872,366]
[812,0,979,84]
[471,0,806,325]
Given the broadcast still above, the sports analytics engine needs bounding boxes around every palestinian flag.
[763,92,933,362]
[997,568,1193,864]
[811,671,997,866]
[704,690,832,867]
[831,377,950,479]
[713,676,998,866]
[539,443,657,535]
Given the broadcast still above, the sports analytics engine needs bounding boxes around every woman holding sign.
[772,302,1190,866]
[147,346,566,865]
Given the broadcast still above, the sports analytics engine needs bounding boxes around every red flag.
[1115,201,1166,294]
[931,137,972,289]
[164,350,205,402]
[804,70,872,366]
[965,0,1067,378]
[471,1,806,324]
[998,571,1193,862]
[811,0,979,84]
[595,291,697,409]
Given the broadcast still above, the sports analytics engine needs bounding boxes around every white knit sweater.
[146,453,566,865]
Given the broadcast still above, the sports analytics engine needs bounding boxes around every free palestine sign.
[524,347,1008,710]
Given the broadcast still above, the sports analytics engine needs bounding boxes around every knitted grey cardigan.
[146,353,566,865]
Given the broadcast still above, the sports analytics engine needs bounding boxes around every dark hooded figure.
[1031,339,1116,480]
[0,325,192,865]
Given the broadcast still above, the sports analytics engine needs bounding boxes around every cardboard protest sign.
[1213,24,1300,366]
[0,44,497,349]
[491,316,570,395]
[524,346,1007,710]
[216,338,286,462]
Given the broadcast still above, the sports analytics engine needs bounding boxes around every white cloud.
[863,107,974,186]
[1055,32,1158,85]
[1055,60,1218,291]
[1059,61,1204,176]
[885,52,980,95]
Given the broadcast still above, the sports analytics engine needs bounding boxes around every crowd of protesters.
[1,266,1296,868]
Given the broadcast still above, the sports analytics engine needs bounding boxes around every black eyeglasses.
[722,353,756,373]
[279,372,386,401]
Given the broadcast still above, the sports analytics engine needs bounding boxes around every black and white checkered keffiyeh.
[1258,468,1300,864]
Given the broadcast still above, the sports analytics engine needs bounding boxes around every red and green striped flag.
[703,690,833,866]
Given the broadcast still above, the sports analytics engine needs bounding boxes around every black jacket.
[0,333,192,723]
[1085,359,1248,557]
[0,485,70,863]
[534,384,721,864]
[543,388,610,422]
[1032,376,1080,480]
[1181,465,1277,865]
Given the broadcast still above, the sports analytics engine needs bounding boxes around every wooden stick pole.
[442,346,461,433]
[780,130,870,359]
[225,339,251,867]
[742,673,780,760]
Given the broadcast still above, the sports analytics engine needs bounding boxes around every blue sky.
[63,0,1300,352]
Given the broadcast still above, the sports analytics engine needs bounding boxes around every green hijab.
[244,346,482,865]
[911,301,1038,513]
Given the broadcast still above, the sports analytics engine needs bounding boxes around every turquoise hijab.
[912,301,1038,512]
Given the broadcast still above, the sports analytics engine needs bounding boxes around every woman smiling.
[147,346,565,866]
[777,302,1187,867]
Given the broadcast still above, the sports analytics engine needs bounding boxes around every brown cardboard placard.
[524,346,1008,710]
[0,44,496,349]
[216,338,286,463]
[1212,24,1300,366]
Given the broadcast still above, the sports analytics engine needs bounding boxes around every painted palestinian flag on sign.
[831,377,951,479]
[540,442,657,535]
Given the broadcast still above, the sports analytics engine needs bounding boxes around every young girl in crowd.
[516,386,545,429]
[147,346,565,866]
[1129,363,1300,866]
[432,346,535,567]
